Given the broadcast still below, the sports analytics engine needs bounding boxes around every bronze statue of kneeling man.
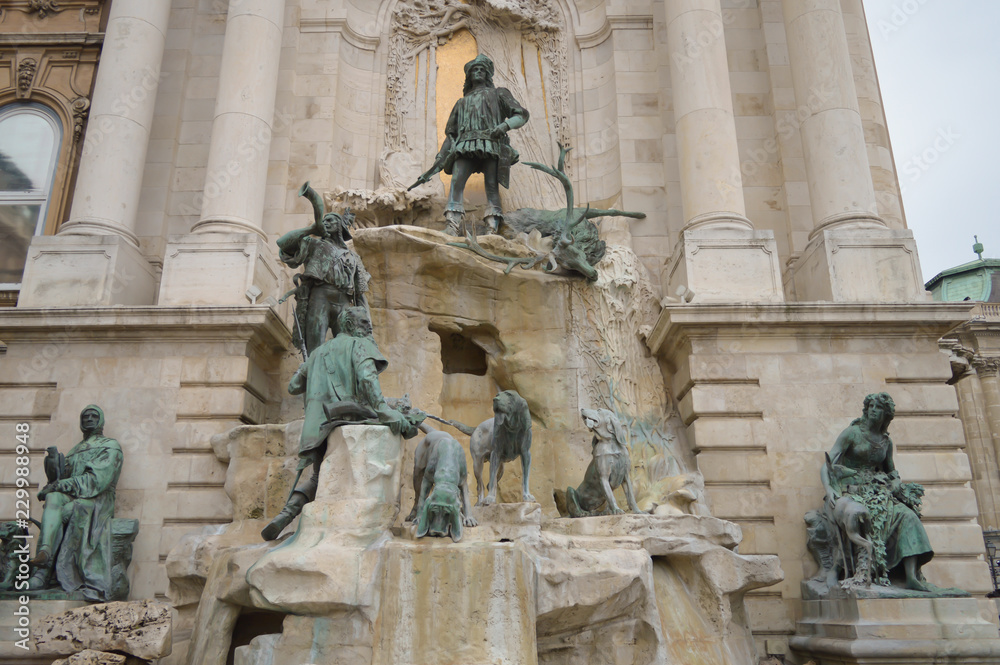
[262,307,424,541]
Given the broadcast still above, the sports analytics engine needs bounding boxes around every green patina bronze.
[261,306,425,541]
[277,182,371,357]
[805,393,967,598]
[410,53,529,235]
[25,405,136,602]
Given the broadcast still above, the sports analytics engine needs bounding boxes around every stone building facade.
[1,0,996,663]
[929,251,1000,591]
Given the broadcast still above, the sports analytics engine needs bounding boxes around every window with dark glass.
[0,104,62,287]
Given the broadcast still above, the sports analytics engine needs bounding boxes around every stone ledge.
[647,302,974,358]
[543,513,742,550]
[790,636,1000,663]
[0,305,291,352]
[791,596,1000,664]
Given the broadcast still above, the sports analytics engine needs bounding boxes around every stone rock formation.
[33,600,171,661]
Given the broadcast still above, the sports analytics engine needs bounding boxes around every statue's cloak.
[290,333,389,456]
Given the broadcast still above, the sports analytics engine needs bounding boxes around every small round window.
[0,103,62,287]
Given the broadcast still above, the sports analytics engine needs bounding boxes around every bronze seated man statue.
[28,405,136,602]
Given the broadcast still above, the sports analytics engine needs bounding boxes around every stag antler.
[447,143,598,278]
[525,144,575,243]
[524,143,591,272]
[448,232,546,274]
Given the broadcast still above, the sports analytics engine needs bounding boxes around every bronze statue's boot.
[261,492,307,541]
[27,552,52,591]
[27,548,50,568]
[483,206,503,234]
[443,209,465,236]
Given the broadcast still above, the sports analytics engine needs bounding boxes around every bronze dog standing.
[425,390,534,506]
[471,391,534,505]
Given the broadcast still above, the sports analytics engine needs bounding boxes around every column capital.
[972,357,1000,378]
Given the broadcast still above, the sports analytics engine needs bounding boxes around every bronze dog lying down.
[406,426,478,542]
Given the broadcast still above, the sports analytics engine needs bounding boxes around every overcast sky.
[862,0,1000,282]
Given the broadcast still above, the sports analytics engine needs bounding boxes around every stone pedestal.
[157,234,279,306]
[246,425,404,615]
[17,235,157,307]
[665,227,784,302]
[791,227,926,302]
[790,597,1000,664]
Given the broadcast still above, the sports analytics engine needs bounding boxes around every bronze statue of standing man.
[277,183,371,357]
[410,54,529,236]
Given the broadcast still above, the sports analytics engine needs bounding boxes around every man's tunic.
[440,86,528,188]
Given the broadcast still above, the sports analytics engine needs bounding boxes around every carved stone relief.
[71,95,90,143]
[27,0,61,18]
[972,356,1000,378]
[17,57,37,92]
[570,246,707,514]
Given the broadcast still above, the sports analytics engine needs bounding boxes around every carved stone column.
[783,0,924,302]
[18,0,170,306]
[663,0,783,302]
[157,0,285,306]
[973,357,1000,478]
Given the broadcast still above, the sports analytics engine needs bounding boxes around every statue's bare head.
[463,54,495,94]
[338,306,372,338]
[862,392,895,432]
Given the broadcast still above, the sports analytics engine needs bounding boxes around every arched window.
[0,103,62,287]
